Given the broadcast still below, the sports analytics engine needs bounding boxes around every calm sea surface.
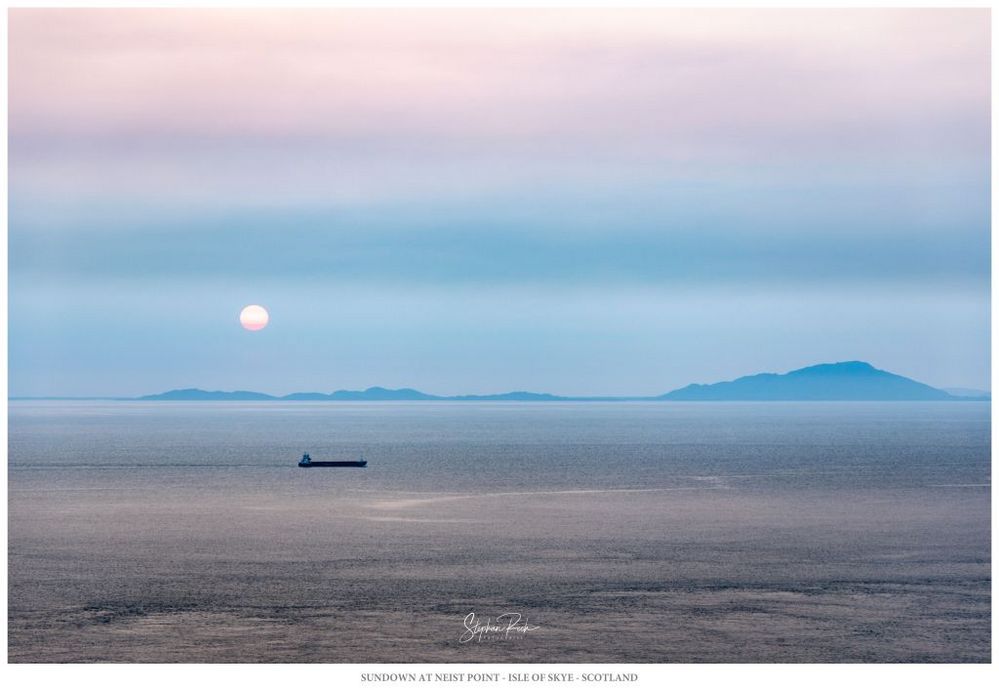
[8,401,991,662]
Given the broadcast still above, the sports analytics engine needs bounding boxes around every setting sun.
[239,304,269,331]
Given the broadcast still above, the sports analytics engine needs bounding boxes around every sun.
[239,304,269,331]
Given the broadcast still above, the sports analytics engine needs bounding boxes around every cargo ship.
[298,452,367,468]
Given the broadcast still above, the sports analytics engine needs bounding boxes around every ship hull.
[299,461,367,468]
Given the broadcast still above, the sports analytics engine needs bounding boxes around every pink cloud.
[8,8,989,206]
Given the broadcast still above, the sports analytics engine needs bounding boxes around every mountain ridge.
[131,362,978,401]
[138,386,573,402]
[659,361,957,401]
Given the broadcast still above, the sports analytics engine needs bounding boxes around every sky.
[7,8,991,397]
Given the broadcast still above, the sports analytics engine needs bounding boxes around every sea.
[7,401,991,662]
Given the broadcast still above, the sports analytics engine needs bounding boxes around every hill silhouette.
[139,388,277,401]
[139,387,569,401]
[135,362,963,402]
[659,361,954,401]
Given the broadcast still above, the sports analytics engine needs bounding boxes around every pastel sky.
[8,8,991,396]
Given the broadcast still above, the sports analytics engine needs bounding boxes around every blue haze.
[8,186,990,397]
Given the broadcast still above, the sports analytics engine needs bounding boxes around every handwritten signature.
[459,612,540,643]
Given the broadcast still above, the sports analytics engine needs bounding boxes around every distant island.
[658,361,966,401]
[138,387,603,402]
[125,362,987,402]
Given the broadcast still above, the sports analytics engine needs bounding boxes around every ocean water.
[7,401,991,662]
